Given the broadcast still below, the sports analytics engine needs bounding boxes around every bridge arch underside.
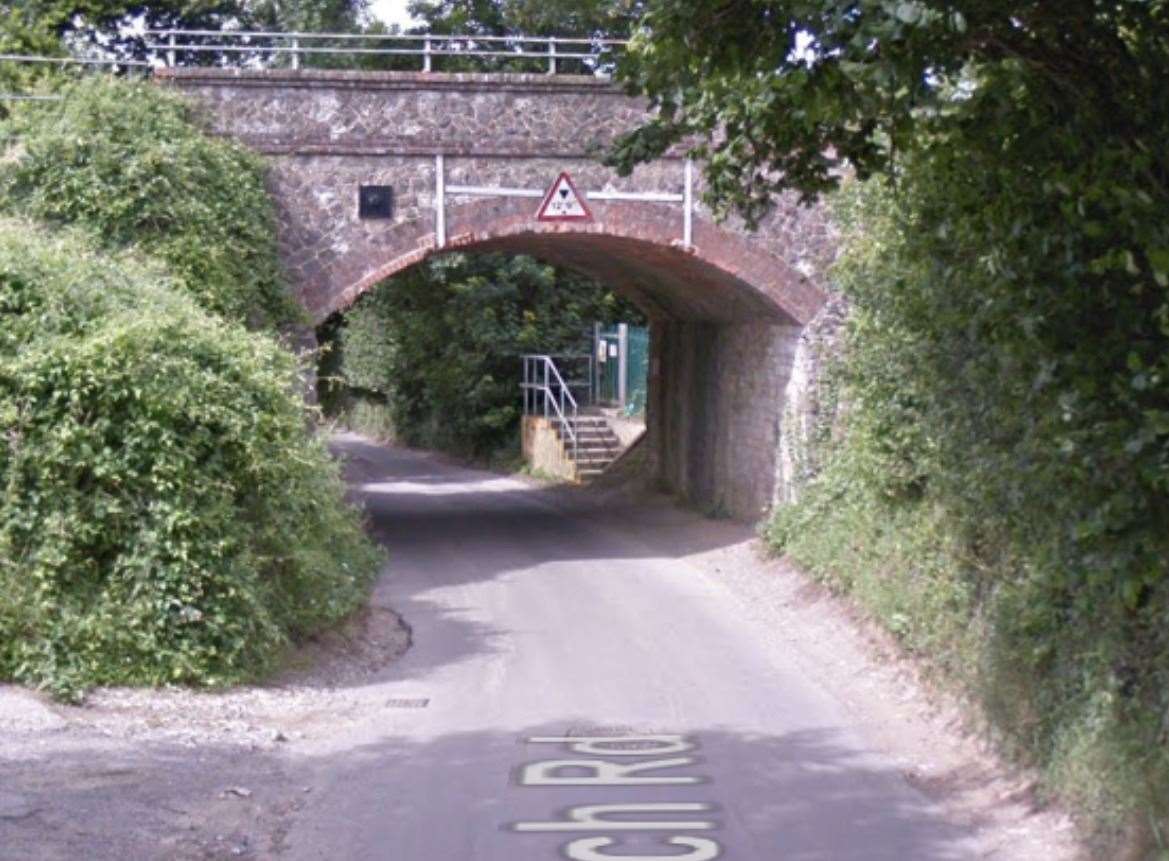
[318,199,825,520]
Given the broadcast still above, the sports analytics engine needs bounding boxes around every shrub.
[0,76,299,330]
[0,220,381,700]
[769,172,1169,845]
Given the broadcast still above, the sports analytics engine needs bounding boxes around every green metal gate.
[625,325,649,416]
[595,324,649,416]
[597,327,621,404]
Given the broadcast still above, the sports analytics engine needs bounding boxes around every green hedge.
[0,77,298,330]
[0,221,380,700]
[769,172,1169,846]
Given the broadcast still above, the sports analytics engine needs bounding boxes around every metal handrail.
[538,353,594,405]
[145,29,627,74]
[521,355,581,463]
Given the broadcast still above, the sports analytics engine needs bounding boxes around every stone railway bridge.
[160,67,835,519]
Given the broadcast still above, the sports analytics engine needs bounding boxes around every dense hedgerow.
[0,77,298,330]
[769,169,1169,845]
[0,221,381,699]
[322,253,643,458]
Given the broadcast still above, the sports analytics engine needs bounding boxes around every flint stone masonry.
[776,296,851,507]
[649,321,802,519]
[160,68,837,518]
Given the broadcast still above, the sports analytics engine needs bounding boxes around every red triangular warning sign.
[535,172,593,222]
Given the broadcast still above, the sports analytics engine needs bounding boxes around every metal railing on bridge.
[0,30,628,101]
[146,30,628,75]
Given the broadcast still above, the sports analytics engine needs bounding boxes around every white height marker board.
[536,172,593,222]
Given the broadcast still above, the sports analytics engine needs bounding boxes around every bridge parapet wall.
[160,69,648,156]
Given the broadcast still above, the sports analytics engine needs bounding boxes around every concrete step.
[574,450,619,462]
[552,419,609,429]
[569,447,620,458]
[569,446,617,457]
[560,435,620,448]
[573,451,620,461]
[558,427,620,439]
[557,426,612,437]
[548,413,630,481]
[561,433,619,443]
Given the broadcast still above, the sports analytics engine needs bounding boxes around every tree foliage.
[242,0,368,31]
[1,0,239,73]
[0,0,368,89]
[609,1,1169,231]
[391,0,639,73]
[323,253,642,458]
[409,0,640,38]
[2,0,367,57]
[1,77,299,329]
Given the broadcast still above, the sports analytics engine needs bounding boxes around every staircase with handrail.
[520,354,625,481]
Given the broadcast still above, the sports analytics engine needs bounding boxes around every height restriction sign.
[535,172,593,222]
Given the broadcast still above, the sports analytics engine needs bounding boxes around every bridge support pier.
[647,320,801,520]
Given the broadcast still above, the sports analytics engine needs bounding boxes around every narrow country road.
[284,435,984,860]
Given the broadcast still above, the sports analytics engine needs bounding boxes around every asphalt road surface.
[284,436,986,861]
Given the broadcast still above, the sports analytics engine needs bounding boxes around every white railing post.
[423,37,432,72]
[548,39,557,74]
[617,323,629,408]
[167,32,176,67]
[684,158,694,247]
[588,353,595,407]
[290,35,300,70]
[434,153,446,248]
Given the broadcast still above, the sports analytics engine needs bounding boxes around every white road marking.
[564,836,722,860]
[511,734,724,858]
[513,802,718,832]
[527,736,698,756]
[520,757,702,786]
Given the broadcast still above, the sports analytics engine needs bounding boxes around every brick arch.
[308,197,827,325]
[163,67,834,519]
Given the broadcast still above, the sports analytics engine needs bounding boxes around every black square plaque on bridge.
[358,185,394,219]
